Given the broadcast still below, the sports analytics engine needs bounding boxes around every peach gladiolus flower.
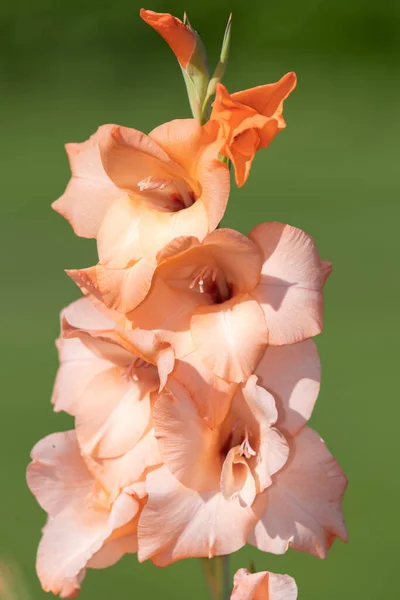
[211,73,297,186]
[124,222,331,383]
[140,9,198,70]
[231,568,298,600]
[53,119,230,312]
[53,297,174,461]
[137,341,347,564]
[26,430,149,598]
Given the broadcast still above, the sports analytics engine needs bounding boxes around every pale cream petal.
[249,427,348,558]
[191,294,268,383]
[255,341,320,437]
[249,222,331,345]
[138,466,258,565]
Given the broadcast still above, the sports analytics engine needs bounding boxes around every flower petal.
[138,465,257,564]
[52,125,122,238]
[249,427,348,558]
[232,568,298,600]
[96,429,162,499]
[96,195,146,267]
[127,277,198,358]
[240,376,289,492]
[150,119,230,231]
[221,447,257,507]
[191,294,268,383]
[138,198,210,260]
[26,431,93,516]
[36,487,138,598]
[87,534,138,570]
[249,222,331,345]
[202,229,263,294]
[171,351,237,427]
[52,335,111,416]
[140,10,197,69]
[75,367,153,459]
[232,72,297,137]
[255,341,320,437]
[99,125,183,192]
[153,389,221,491]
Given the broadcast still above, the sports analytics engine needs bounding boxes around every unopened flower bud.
[140,9,209,121]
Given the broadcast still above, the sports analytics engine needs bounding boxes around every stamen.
[239,430,256,459]
[121,357,150,382]
[190,267,210,291]
[137,176,172,192]
[189,266,231,303]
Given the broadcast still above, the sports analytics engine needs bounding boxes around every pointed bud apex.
[220,12,232,65]
[140,9,209,121]
[182,12,191,28]
[201,14,232,122]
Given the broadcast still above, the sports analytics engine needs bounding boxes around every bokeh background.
[1,0,399,598]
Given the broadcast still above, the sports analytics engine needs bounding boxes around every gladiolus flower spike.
[28,7,347,600]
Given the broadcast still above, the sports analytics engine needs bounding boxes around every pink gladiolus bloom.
[137,341,347,565]
[231,568,298,600]
[56,296,236,430]
[53,119,230,312]
[53,297,176,461]
[122,223,331,383]
[26,431,149,598]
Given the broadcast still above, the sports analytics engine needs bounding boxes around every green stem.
[201,556,231,600]
[201,558,219,600]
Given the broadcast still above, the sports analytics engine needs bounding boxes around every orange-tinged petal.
[138,195,210,260]
[96,195,145,267]
[27,431,139,597]
[211,74,296,186]
[153,389,221,491]
[190,294,268,382]
[155,228,262,296]
[240,376,289,492]
[232,568,298,600]
[87,535,138,570]
[150,119,230,231]
[96,430,162,500]
[249,222,331,345]
[221,447,257,507]
[127,277,199,358]
[67,259,155,314]
[171,351,237,427]
[99,124,185,193]
[232,72,297,133]
[61,314,133,368]
[62,304,171,369]
[52,125,122,238]
[256,341,320,438]
[149,118,208,181]
[249,427,348,558]
[36,489,138,598]
[227,128,262,188]
[75,367,154,459]
[52,335,111,417]
[60,295,116,330]
[52,298,122,415]
[138,465,258,564]
[95,261,155,314]
[202,229,263,293]
[27,431,93,517]
[140,9,197,69]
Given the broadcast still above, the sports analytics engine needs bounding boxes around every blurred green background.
[1,0,398,598]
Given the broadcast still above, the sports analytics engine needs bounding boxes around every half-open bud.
[140,9,209,121]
